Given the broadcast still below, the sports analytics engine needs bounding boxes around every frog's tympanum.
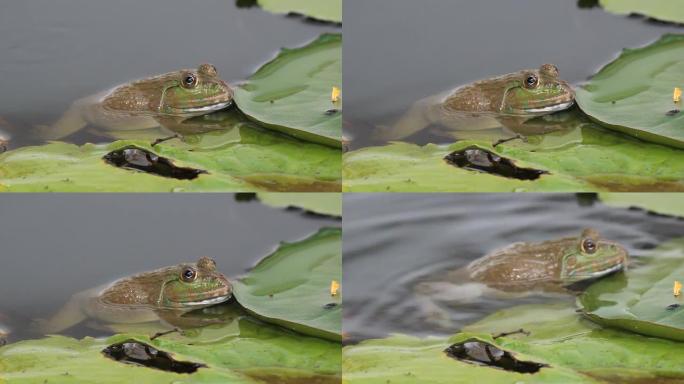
[41,257,232,333]
[415,229,628,327]
[37,64,233,141]
[376,64,575,141]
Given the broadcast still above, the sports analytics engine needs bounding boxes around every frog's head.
[158,64,233,117]
[500,64,574,115]
[159,256,233,310]
[560,229,628,285]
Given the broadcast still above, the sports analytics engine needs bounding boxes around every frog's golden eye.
[581,238,597,254]
[524,74,539,89]
[181,267,197,282]
[181,72,198,89]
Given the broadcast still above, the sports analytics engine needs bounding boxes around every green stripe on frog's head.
[560,228,628,285]
[501,64,575,115]
[159,63,233,117]
[159,256,233,310]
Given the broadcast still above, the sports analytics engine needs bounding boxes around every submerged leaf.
[599,0,684,24]
[255,192,342,217]
[256,0,342,23]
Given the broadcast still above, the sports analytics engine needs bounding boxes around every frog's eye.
[181,267,197,282]
[581,238,597,254]
[524,74,539,89]
[181,72,198,89]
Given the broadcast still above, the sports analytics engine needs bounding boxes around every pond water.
[0,0,340,149]
[343,193,684,341]
[0,194,340,342]
[343,0,683,149]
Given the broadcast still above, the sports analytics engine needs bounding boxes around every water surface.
[343,193,684,341]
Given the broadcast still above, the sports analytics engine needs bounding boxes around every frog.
[36,64,233,143]
[374,64,575,144]
[39,256,233,334]
[414,229,628,328]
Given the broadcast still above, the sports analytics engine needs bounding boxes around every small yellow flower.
[330,280,340,296]
[674,87,681,103]
[674,280,682,297]
[331,86,341,103]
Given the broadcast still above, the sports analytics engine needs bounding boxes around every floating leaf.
[256,192,342,217]
[0,313,340,383]
[343,120,684,192]
[579,238,684,341]
[343,303,684,383]
[256,0,342,23]
[233,228,342,341]
[234,34,342,148]
[599,0,684,24]
[576,34,684,149]
[0,120,341,192]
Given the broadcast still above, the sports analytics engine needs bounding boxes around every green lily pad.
[576,34,684,149]
[599,0,684,24]
[344,120,684,192]
[255,192,341,217]
[344,303,684,383]
[0,312,340,383]
[599,193,684,217]
[0,118,341,192]
[257,0,342,23]
[234,34,342,148]
[579,237,684,341]
[233,228,342,341]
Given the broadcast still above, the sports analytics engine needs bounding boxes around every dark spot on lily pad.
[323,302,338,309]
[102,339,206,374]
[103,146,207,180]
[325,109,339,116]
[445,339,548,374]
[667,303,681,310]
[666,109,680,116]
[444,146,548,180]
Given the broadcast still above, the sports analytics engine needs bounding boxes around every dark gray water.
[343,193,684,341]
[343,0,683,148]
[0,0,339,147]
[0,194,339,341]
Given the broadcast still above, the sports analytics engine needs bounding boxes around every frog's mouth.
[524,100,575,114]
[176,100,233,116]
[172,284,233,307]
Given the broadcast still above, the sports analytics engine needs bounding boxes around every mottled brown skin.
[40,257,233,334]
[375,64,575,141]
[37,64,233,141]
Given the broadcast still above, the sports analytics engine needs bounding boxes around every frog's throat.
[499,85,574,115]
[560,249,625,283]
[157,84,232,116]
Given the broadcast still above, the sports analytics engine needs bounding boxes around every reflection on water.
[343,0,683,149]
[0,0,339,149]
[343,193,684,341]
[0,194,339,342]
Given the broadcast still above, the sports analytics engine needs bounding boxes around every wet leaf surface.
[0,309,341,383]
[233,228,342,341]
[234,34,342,147]
[344,118,684,192]
[599,193,684,218]
[0,119,340,192]
[343,303,684,383]
[576,34,684,149]
[253,192,342,217]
